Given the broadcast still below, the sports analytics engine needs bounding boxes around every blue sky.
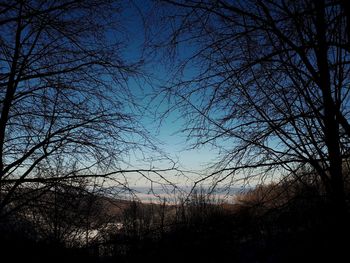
[113,1,220,186]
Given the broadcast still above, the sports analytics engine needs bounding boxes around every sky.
[118,0,221,177]
[102,1,272,197]
[92,1,268,193]
[116,1,272,194]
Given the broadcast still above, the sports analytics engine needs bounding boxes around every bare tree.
[151,0,350,211]
[0,0,170,218]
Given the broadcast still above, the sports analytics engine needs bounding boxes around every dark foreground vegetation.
[1,175,350,263]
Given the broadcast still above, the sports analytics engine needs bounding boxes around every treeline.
[1,174,350,263]
[106,179,350,263]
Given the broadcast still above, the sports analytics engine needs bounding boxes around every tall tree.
[0,0,160,217]
[152,0,350,210]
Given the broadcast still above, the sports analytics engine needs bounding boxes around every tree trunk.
[314,0,346,213]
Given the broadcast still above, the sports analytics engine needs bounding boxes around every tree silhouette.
[0,0,170,218]
[152,0,350,211]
